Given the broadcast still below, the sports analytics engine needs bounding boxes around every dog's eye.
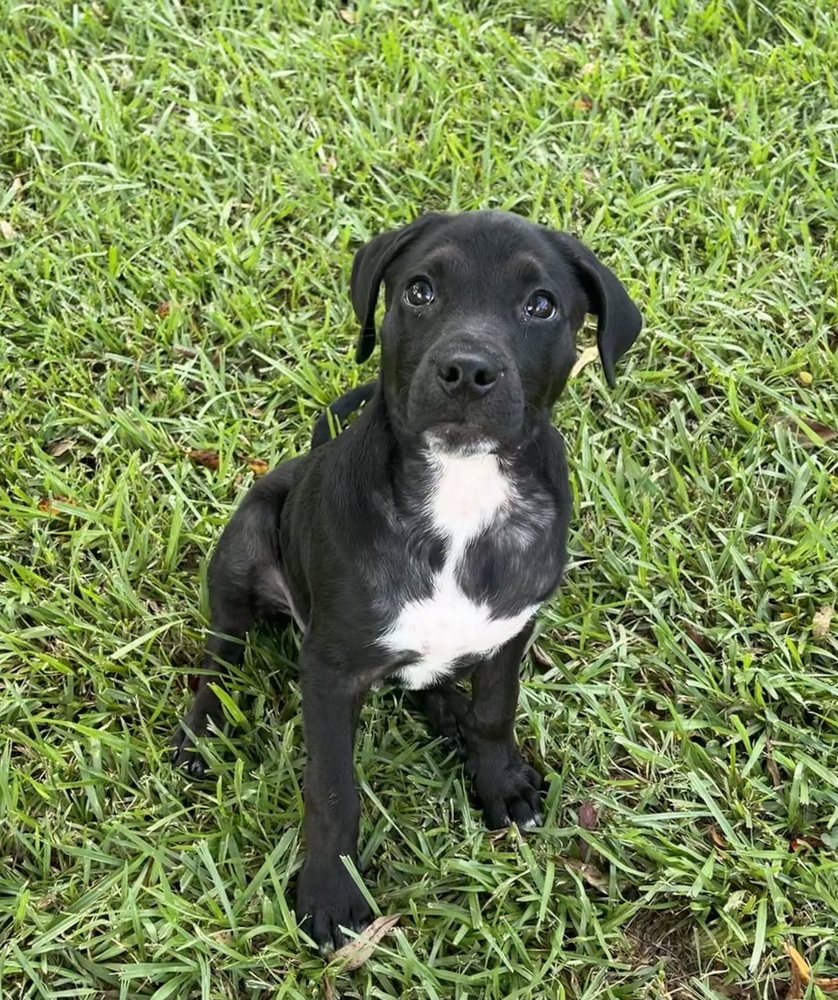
[524,291,557,320]
[404,279,434,307]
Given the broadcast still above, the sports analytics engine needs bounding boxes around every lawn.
[1,0,837,997]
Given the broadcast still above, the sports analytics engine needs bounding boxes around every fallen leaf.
[331,914,400,971]
[709,825,727,849]
[784,416,837,446]
[580,61,597,76]
[789,834,824,852]
[47,438,77,458]
[0,219,16,239]
[813,605,833,639]
[11,175,23,197]
[786,956,803,1000]
[319,154,338,175]
[579,801,598,831]
[574,96,593,111]
[37,495,74,515]
[246,457,269,476]
[685,624,713,653]
[783,942,838,990]
[578,801,599,861]
[563,858,609,893]
[570,345,599,379]
[155,300,171,317]
[187,449,220,470]
[530,643,554,670]
[172,344,197,358]
[338,7,356,24]
[765,742,782,788]
[798,371,813,386]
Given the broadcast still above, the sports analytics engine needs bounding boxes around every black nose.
[436,352,501,398]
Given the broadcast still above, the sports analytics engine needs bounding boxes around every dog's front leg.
[295,655,373,951]
[461,627,544,831]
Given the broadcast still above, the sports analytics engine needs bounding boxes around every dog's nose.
[435,352,501,398]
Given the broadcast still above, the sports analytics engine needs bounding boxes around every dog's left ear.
[550,232,643,387]
[350,214,448,364]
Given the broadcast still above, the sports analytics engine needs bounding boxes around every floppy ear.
[550,233,643,388]
[350,214,448,364]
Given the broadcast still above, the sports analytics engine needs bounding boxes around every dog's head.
[350,211,642,453]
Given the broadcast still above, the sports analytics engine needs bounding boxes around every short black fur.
[172,210,642,952]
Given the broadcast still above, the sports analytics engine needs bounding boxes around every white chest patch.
[379,451,540,689]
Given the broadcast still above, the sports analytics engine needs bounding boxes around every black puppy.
[172,210,642,950]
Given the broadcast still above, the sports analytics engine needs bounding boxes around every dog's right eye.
[404,279,434,307]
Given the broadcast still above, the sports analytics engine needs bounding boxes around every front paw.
[296,859,374,952]
[468,746,544,830]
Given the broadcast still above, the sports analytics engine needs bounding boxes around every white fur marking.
[381,451,539,689]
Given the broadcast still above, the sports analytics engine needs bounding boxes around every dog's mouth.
[423,424,497,456]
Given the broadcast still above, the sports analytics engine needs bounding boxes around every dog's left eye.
[404,279,434,307]
[524,292,557,320]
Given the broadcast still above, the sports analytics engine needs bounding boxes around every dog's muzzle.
[405,342,525,448]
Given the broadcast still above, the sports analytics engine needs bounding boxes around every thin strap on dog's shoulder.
[310,381,378,449]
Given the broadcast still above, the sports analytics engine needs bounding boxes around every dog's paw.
[468,747,544,831]
[296,860,374,952]
[170,723,213,778]
[170,689,226,779]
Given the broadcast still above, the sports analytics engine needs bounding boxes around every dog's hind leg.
[170,572,256,778]
[171,465,299,777]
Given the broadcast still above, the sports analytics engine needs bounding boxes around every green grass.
[1,0,837,997]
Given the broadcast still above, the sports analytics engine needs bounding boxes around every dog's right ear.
[350,214,448,364]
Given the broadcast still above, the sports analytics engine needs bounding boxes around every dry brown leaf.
[563,858,609,893]
[246,457,269,476]
[37,495,73,515]
[783,942,838,990]
[331,914,400,971]
[813,605,834,640]
[784,416,837,446]
[789,834,824,852]
[187,449,220,470]
[574,96,593,111]
[570,345,599,379]
[0,219,17,239]
[155,300,171,317]
[765,740,782,789]
[786,955,803,1000]
[323,976,336,1000]
[685,624,713,653]
[338,7,356,24]
[709,825,727,849]
[48,438,77,458]
[579,801,599,831]
[578,801,598,861]
[530,643,554,670]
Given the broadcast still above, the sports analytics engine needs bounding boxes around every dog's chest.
[378,453,541,689]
